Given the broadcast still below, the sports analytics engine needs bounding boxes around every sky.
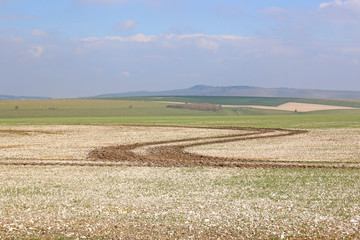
[1,0,360,98]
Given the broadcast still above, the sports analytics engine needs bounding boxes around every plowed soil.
[2,125,359,169]
[87,125,358,169]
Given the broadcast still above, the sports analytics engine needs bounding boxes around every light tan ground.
[0,125,359,164]
[222,102,358,112]
[0,166,359,239]
[0,125,238,160]
[188,129,360,162]
[1,125,360,238]
[161,101,358,112]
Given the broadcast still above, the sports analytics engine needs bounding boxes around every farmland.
[0,97,360,239]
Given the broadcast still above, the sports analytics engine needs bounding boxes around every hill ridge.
[94,85,360,99]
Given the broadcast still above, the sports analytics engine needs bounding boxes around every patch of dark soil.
[2,125,358,169]
[0,130,64,135]
[167,103,223,111]
[88,125,336,169]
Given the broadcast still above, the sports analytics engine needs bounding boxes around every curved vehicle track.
[2,125,359,169]
[87,125,359,169]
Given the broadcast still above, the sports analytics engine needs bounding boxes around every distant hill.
[0,95,51,100]
[95,85,360,99]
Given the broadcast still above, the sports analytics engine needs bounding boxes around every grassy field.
[1,114,360,129]
[0,98,295,118]
[1,97,360,120]
[1,98,360,129]
[0,97,359,239]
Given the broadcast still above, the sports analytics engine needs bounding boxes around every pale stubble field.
[0,124,359,239]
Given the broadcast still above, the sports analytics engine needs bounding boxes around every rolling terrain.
[1,96,360,121]
[0,96,359,239]
[95,85,360,99]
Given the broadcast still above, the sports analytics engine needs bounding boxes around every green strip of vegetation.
[1,115,359,129]
[1,98,359,129]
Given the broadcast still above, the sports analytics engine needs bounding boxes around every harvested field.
[223,102,359,112]
[188,129,360,163]
[0,125,359,169]
[1,124,360,239]
[0,166,359,239]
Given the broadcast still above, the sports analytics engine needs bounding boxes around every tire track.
[87,125,360,169]
[2,125,359,169]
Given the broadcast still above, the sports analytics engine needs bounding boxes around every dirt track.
[1,125,359,169]
[87,125,359,169]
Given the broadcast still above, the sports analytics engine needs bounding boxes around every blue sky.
[1,0,360,97]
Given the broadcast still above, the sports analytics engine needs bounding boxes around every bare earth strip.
[222,102,359,112]
[160,101,359,112]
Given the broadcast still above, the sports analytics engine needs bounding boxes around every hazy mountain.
[95,85,360,99]
[0,95,51,100]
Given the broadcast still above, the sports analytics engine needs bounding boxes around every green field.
[1,115,360,129]
[0,98,283,118]
[0,97,360,129]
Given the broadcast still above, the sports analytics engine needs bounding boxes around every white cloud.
[320,0,344,8]
[317,0,360,24]
[29,29,48,38]
[115,19,137,32]
[28,46,44,58]
[320,0,360,8]
[166,34,247,41]
[82,37,100,42]
[104,33,154,42]
[128,33,154,42]
[85,33,247,43]
[196,38,219,52]
[80,33,250,53]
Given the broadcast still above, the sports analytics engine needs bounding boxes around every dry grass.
[0,166,359,239]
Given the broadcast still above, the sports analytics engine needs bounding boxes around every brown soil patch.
[1,125,359,169]
[87,125,359,169]
[0,145,22,149]
[0,129,64,135]
[167,103,223,111]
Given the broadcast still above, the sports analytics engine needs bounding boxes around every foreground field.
[0,97,359,238]
[1,166,359,239]
[0,122,359,239]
